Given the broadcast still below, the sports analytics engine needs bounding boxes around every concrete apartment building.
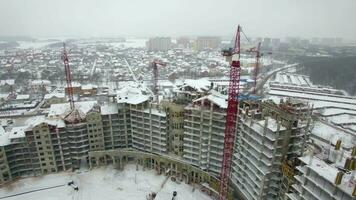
[2,80,348,200]
[183,91,226,174]
[231,100,312,200]
[146,37,172,51]
[130,102,168,154]
[116,84,169,155]
[101,103,130,150]
[163,102,185,157]
[195,36,221,51]
[287,155,355,200]
[0,101,109,185]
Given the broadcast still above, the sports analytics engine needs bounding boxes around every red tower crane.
[247,42,261,94]
[150,59,166,103]
[219,25,242,200]
[62,43,75,110]
[247,43,272,94]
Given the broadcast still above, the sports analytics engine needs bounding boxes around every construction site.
[0,24,355,200]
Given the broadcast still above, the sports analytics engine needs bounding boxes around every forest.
[298,55,356,96]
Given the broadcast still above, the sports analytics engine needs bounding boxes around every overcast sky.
[0,0,355,39]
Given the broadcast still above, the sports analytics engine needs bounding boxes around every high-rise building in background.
[195,36,221,51]
[146,37,172,51]
[177,37,190,49]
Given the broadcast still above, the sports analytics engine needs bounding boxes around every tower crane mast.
[219,25,242,200]
[62,43,75,110]
[150,59,166,103]
[247,42,261,94]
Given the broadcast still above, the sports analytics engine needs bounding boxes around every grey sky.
[0,0,355,39]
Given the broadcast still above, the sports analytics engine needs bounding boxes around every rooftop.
[299,155,355,197]
[194,90,227,109]
[48,101,98,119]
[101,103,118,115]
[116,85,150,105]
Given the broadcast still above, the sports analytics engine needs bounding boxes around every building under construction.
[1,83,355,200]
[0,42,355,200]
[232,99,312,200]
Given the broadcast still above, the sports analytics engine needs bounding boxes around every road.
[255,63,299,95]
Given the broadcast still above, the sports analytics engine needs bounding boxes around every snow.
[25,116,66,129]
[116,85,150,105]
[0,165,212,200]
[0,93,9,99]
[327,114,356,125]
[0,79,15,86]
[268,89,356,105]
[100,103,118,115]
[143,108,166,117]
[15,95,30,100]
[70,82,82,88]
[0,126,10,146]
[257,117,286,132]
[182,79,211,93]
[317,108,356,116]
[194,90,227,109]
[311,121,355,149]
[299,156,355,197]
[30,80,51,86]
[82,84,98,90]
[48,101,98,118]
[8,126,27,140]
[44,92,65,100]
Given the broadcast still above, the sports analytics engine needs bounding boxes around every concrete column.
[170,163,173,176]
[89,157,92,169]
[193,171,196,183]
[185,172,189,184]
[120,157,123,170]
[158,162,161,174]
[112,156,116,165]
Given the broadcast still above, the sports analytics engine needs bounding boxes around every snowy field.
[0,165,212,200]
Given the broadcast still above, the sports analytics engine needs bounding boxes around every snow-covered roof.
[116,85,150,105]
[257,117,286,132]
[101,103,118,115]
[0,93,9,99]
[0,79,15,86]
[16,94,30,100]
[8,126,27,140]
[299,155,355,197]
[66,82,81,88]
[0,126,10,146]
[26,116,65,128]
[82,84,98,90]
[48,101,98,119]
[44,92,65,100]
[311,121,355,149]
[143,108,166,117]
[194,90,227,109]
[181,78,211,92]
[30,80,51,86]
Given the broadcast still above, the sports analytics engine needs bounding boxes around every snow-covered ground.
[0,165,212,200]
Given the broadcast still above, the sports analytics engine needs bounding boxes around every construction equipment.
[246,42,261,94]
[219,25,242,200]
[150,59,166,103]
[62,43,74,110]
[247,43,272,94]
